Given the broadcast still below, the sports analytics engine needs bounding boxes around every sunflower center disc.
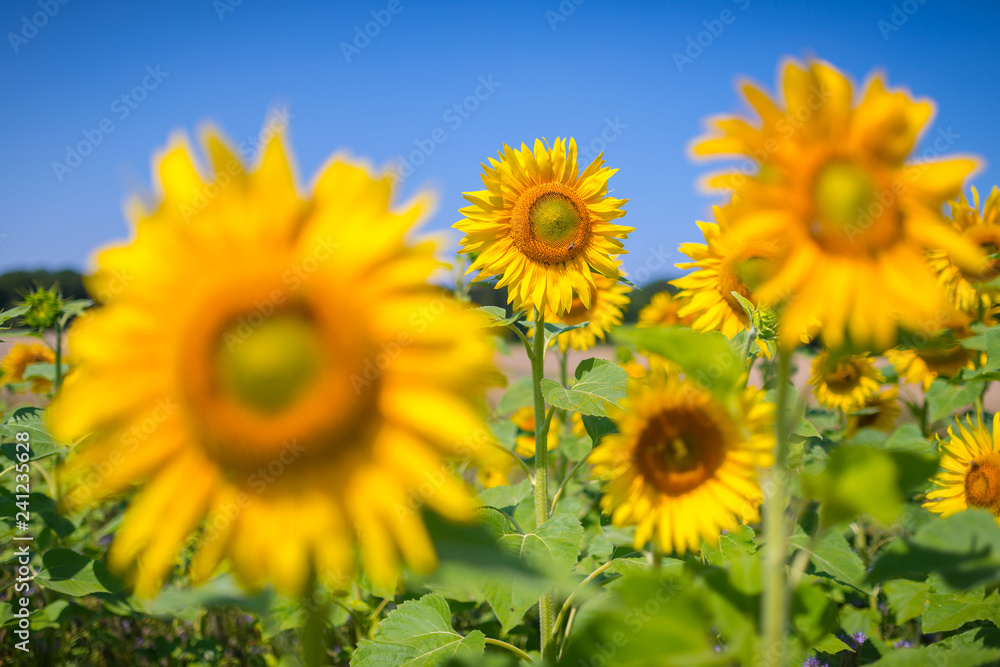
[961,229,1000,283]
[814,161,877,232]
[639,410,726,495]
[511,183,591,264]
[825,361,861,393]
[965,453,1000,512]
[719,242,779,317]
[215,313,323,413]
[917,344,970,377]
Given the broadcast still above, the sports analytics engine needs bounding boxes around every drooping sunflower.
[693,58,984,351]
[590,372,774,554]
[845,387,901,438]
[1,343,55,393]
[637,291,696,328]
[886,317,978,391]
[48,123,496,596]
[530,261,631,352]
[924,413,1000,523]
[927,186,1000,316]
[808,351,884,412]
[455,138,633,315]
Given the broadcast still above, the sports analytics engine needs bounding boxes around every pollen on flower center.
[215,312,323,413]
[511,182,591,264]
[638,410,726,495]
[965,453,1000,512]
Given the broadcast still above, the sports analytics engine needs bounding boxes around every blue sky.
[2,0,998,283]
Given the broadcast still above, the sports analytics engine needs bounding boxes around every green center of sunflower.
[735,257,773,291]
[511,182,591,264]
[665,435,701,473]
[215,313,323,413]
[965,453,1000,512]
[814,161,877,231]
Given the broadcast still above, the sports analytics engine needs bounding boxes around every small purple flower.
[894,639,914,649]
[803,657,826,667]
[851,631,867,646]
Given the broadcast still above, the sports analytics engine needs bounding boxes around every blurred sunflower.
[455,138,633,314]
[928,186,1000,316]
[637,291,695,328]
[1,343,55,393]
[808,351,884,412]
[529,261,631,352]
[885,316,977,391]
[845,387,901,438]
[673,203,779,339]
[511,406,560,458]
[693,58,983,351]
[48,123,495,596]
[924,413,1000,523]
[590,372,774,554]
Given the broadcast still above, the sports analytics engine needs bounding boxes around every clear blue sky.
[2,0,998,283]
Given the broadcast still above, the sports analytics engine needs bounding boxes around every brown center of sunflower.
[916,344,970,378]
[718,243,780,319]
[959,228,1000,283]
[637,409,726,495]
[825,361,861,394]
[511,182,591,264]
[965,453,1000,513]
[811,160,899,252]
[215,312,324,413]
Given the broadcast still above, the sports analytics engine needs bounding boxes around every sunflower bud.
[20,287,63,330]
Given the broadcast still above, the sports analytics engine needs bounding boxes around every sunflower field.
[5,36,1000,667]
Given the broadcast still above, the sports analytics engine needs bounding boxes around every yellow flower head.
[924,413,1000,523]
[511,406,560,458]
[845,387,901,438]
[637,291,696,328]
[808,350,884,412]
[455,138,633,315]
[928,186,1000,315]
[590,372,774,555]
[885,315,978,391]
[529,260,631,353]
[693,58,984,352]
[1,343,55,394]
[48,122,496,597]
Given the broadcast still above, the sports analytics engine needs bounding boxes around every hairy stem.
[530,308,555,662]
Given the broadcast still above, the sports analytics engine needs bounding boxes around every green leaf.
[143,574,272,618]
[541,359,627,417]
[871,646,1000,666]
[925,378,982,424]
[868,510,1000,589]
[882,580,929,623]
[0,306,28,328]
[496,377,533,416]
[702,525,756,567]
[612,325,743,398]
[479,512,584,631]
[789,530,869,593]
[35,549,122,597]
[580,414,616,445]
[0,410,64,462]
[802,445,936,526]
[473,306,522,328]
[923,589,1000,633]
[477,480,531,512]
[353,594,485,667]
[22,362,68,383]
[543,321,588,349]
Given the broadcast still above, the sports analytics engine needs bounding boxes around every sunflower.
[692,58,983,351]
[924,413,1000,523]
[845,388,901,438]
[511,406,560,458]
[1,343,56,393]
[808,351,884,412]
[885,315,978,391]
[637,291,695,328]
[48,123,496,596]
[529,261,631,352]
[455,138,633,315]
[590,372,774,554]
[927,187,1000,315]
[672,202,782,356]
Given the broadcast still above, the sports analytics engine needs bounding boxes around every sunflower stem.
[530,308,556,663]
[740,325,757,372]
[485,637,535,664]
[53,319,63,394]
[761,350,792,667]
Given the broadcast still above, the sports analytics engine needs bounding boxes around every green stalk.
[761,350,791,666]
[530,308,556,662]
[53,319,63,393]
